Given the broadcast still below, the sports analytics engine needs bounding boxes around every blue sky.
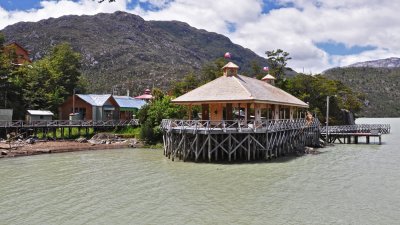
[1,0,280,12]
[0,0,398,72]
[0,0,41,11]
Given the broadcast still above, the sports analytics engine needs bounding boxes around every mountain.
[346,57,400,68]
[1,11,266,95]
[324,63,400,117]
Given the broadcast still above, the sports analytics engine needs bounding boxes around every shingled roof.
[172,73,308,108]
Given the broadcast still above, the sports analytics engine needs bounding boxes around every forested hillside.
[323,67,400,117]
[2,11,266,95]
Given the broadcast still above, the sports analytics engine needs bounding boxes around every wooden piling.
[161,118,321,163]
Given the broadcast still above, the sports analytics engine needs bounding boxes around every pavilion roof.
[172,74,308,107]
[222,62,239,69]
[261,74,276,80]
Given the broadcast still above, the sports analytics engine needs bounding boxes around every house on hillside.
[59,94,146,121]
[172,62,309,121]
[4,42,31,65]
[26,110,54,122]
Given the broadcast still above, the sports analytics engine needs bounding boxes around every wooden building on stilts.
[161,62,321,162]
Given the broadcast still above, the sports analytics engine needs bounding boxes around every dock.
[0,119,139,138]
[320,124,391,145]
[161,118,321,162]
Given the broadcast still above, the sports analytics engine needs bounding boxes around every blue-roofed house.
[59,94,118,120]
[113,96,146,120]
[59,94,146,120]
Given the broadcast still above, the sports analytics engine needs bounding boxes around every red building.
[4,42,32,65]
[59,94,146,120]
[135,89,153,102]
[59,94,118,121]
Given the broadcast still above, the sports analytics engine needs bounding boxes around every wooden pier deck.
[0,119,139,138]
[161,118,321,162]
[320,124,391,145]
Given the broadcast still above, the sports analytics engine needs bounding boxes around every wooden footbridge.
[321,124,391,145]
[0,119,139,138]
[161,118,321,162]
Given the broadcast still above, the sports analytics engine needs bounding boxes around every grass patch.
[34,127,95,139]
[113,126,141,138]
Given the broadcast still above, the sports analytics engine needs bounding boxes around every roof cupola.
[261,74,276,86]
[222,62,239,77]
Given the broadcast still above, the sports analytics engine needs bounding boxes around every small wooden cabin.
[113,95,146,120]
[172,62,308,121]
[26,110,54,122]
[0,109,13,121]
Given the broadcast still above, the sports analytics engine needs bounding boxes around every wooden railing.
[320,124,391,134]
[0,119,139,128]
[161,118,320,133]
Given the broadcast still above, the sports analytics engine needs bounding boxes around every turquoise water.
[0,118,399,225]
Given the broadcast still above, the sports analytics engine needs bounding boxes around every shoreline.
[0,140,143,159]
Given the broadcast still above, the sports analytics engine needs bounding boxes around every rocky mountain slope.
[347,57,400,68]
[324,66,400,117]
[2,11,266,95]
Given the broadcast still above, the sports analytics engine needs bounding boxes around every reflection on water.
[0,118,399,225]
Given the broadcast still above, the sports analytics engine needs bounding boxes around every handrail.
[0,119,139,128]
[321,124,391,134]
[161,118,321,132]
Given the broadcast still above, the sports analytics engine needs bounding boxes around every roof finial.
[224,52,231,59]
[222,62,239,76]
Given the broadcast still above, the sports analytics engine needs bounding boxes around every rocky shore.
[0,133,144,159]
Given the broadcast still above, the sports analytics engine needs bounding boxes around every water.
[0,118,399,225]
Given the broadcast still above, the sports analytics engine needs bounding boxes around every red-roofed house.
[134,89,153,102]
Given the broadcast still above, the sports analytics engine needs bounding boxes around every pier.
[161,118,321,162]
[0,119,139,138]
[320,124,391,145]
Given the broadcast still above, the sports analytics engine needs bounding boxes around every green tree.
[265,49,291,80]
[249,60,263,80]
[285,74,363,125]
[137,94,186,144]
[0,33,10,108]
[0,33,24,115]
[171,72,200,97]
[200,57,228,83]
[18,43,82,115]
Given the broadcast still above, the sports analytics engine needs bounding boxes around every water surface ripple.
[0,118,399,225]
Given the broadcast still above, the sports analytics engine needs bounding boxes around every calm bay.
[0,118,399,225]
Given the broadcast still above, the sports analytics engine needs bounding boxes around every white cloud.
[0,0,127,29]
[1,0,400,73]
[139,0,262,34]
[231,0,400,72]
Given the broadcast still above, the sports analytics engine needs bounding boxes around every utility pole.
[73,88,76,114]
[325,95,337,145]
[325,96,329,145]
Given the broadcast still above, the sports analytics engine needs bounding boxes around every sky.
[0,0,399,73]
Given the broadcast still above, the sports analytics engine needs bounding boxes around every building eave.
[172,99,309,108]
